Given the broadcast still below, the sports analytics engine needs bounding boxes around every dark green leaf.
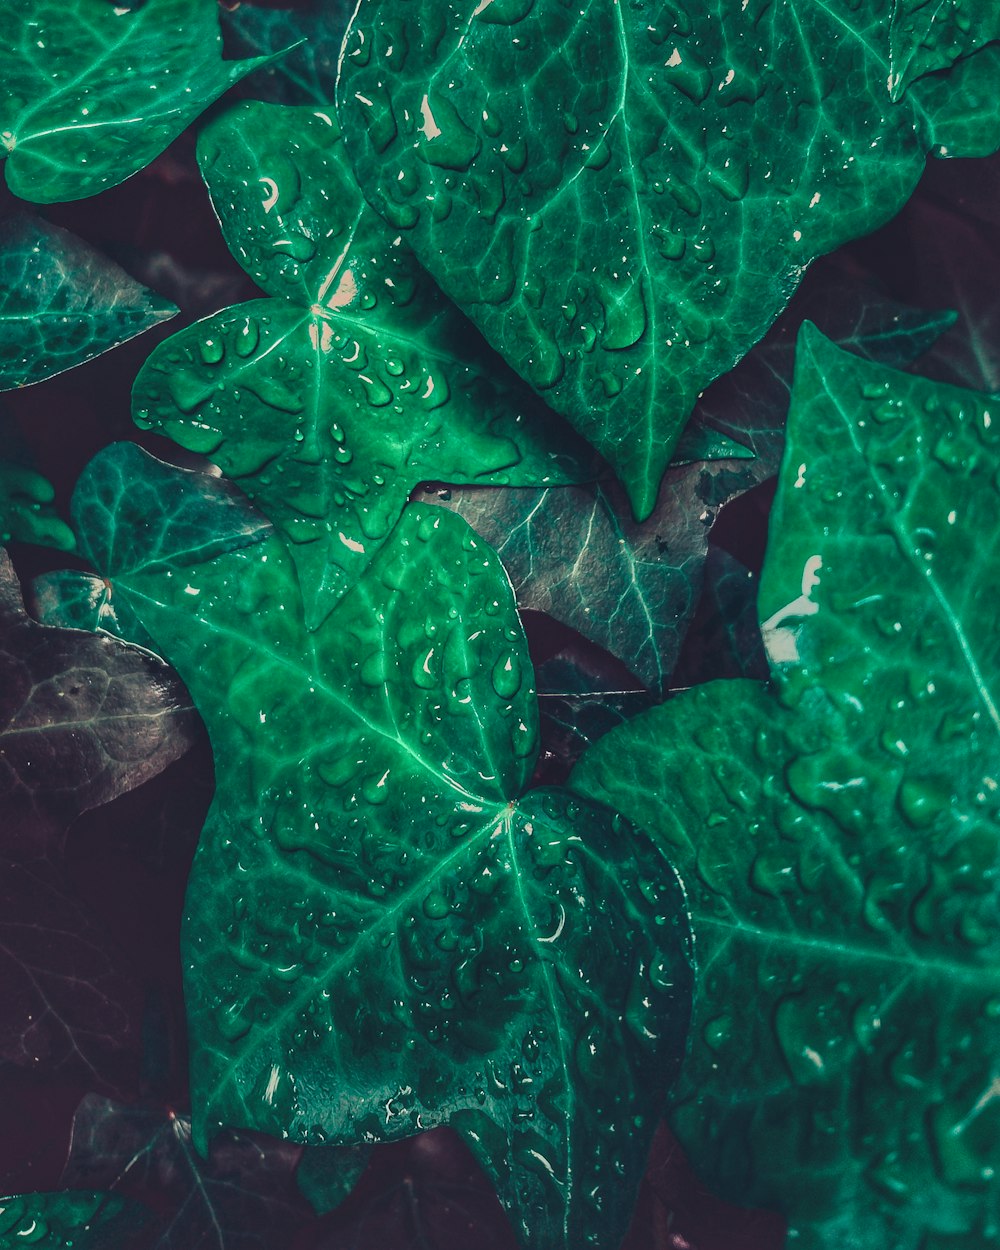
[295,1141,371,1216]
[572,327,1000,1247]
[0,459,74,550]
[0,213,176,391]
[221,0,352,106]
[889,0,1000,97]
[0,1190,143,1249]
[72,441,693,1250]
[61,1094,314,1250]
[338,0,1000,516]
[0,0,281,203]
[133,100,592,629]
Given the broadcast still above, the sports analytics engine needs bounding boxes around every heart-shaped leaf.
[0,0,283,203]
[133,100,592,629]
[338,0,1000,516]
[71,440,693,1250]
[572,327,1000,1247]
[0,212,177,391]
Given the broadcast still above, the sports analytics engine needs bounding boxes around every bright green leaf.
[338,0,1000,517]
[71,440,693,1250]
[133,100,592,629]
[572,327,1000,1248]
[0,213,176,391]
[0,0,281,203]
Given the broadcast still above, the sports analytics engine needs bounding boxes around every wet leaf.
[133,100,591,630]
[338,0,1000,516]
[0,0,282,203]
[61,1094,313,1250]
[572,327,1000,1247]
[0,213,176,392]
[71,440,694,1250]
[0,1189,144,1249]
[419,280,952,691]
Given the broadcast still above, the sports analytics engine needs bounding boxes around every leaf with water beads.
[0,1190,145,1249]
[338,0,1000,518]
[71,440,694,1250]
[133,100,592,630]
[572,327,1000,1248]
[0,0,283,203]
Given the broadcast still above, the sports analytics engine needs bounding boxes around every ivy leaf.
[221,0,352,106]
[889,0,1000,97]
[0,212,177,391]
[60,1093,314,1250]
[338,0,1000,517]
[72,440,694,1250]
[0,0,284,203]
[0,1190,144,1249]
[571,328,1000,1247]
[0,546,198,851]
[419,280,952,692]
[133,100,592,629]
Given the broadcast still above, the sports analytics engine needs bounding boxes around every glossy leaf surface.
[0,213,176,391]
[0,0,279,203]
[0,1190,141,1249]
[72,441,694,1250]
[572,328,1000,1247]
[133,101,590,629]
[338,0,1000,516]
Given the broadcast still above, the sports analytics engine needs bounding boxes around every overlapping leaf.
[221,0,351,106]
[420,276,952,692]
[572,328,1000,1247]
[0,0,280,203]
[133,101,591,629]
[0,213,176,392]
[338,0,1000,516]
[71,440,693,1250]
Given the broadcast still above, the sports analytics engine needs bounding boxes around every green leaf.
[133,100,592,629]
[221,0,351,106]
[571,327,1000,1247]
[0,460,74,550]
[0,0,281,203]
[72,441,694,1250]
[295,1141,372,1215]
[0,1191,142,1249]
[337,0,1000,517]
[890,0,1000,98]
[0,213,176,391]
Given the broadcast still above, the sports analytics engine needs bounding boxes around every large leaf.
[338,0,1000,517]
[572,327,1000,1247]
[0,212,176,391]
[60,1094,314,1250]
[71,440,694,1250]
[0,0,281,203]
[133,100,592,629]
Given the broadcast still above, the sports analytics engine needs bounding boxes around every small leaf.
[572,328,1000,1247]
[72,441,694,1250]
[61,1094,314,1250]
[0,212,177,391]
[0,0,283,203]
[338,0,1000,516]
[295,1141,371,1216]
[221,0,352,105]
[0,1189,144,1249]
[0,458,74,551]
[133,101,592,629]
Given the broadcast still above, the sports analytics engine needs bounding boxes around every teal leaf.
[338,0,1000,517]
[72,441,694,1250]
[295,1142,372,1215]
[889,0,1000,98]
[133,100,593,630]
[0,0,283,203]
[0,213,177,391]
[572,327,1000,1247]
[0,457,74,550]
[0,1190,142,1249]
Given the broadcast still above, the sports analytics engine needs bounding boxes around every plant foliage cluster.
[1,1,999,1248]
